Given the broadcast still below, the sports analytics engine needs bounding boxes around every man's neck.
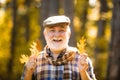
[50,49,64,60]
[51,50,60,54]
[51,50,61,59]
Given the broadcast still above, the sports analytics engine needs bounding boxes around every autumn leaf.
[19,40,42,64]
[19,54,29,64]
[77,37,86,54]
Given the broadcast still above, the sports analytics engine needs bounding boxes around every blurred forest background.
[0,0,120,80]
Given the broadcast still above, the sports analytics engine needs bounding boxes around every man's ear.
[68,31,71,39]
[43,29,47,40]
[43,30,45,36]
[43,29,46,36]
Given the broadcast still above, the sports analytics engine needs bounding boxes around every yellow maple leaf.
[19,54,29,64]
[19,40,42,64]
[77,37,86,54]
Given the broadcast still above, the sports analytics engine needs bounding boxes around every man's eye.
[50,30,55,32]
[59,30,65,32]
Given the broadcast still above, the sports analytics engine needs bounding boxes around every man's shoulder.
[67,46,78,52]
[67,46,80,55]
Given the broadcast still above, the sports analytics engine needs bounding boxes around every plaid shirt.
[21,47,96,80]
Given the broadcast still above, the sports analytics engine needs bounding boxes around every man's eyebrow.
[60,25,66,28]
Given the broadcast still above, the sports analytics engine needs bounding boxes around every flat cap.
[43,15,70,27]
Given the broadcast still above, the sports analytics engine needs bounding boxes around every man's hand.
[24,55,37,80]
[78,53,93,80]
[26,55,37,73]
[79,53,88,72]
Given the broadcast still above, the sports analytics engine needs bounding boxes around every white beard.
[46,37,69,51]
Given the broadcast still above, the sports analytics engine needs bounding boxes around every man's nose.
[54,31,60,37]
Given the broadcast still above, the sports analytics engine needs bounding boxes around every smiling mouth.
[53,39,62,42]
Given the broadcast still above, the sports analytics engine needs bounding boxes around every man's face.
[44,24,71,51]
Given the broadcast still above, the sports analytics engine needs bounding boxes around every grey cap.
[43,15,70,27]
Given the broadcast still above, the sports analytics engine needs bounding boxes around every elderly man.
[21,15,96,80]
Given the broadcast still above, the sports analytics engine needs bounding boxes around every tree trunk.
[49,0,59,16]
[94,0,109,79]
[106,1,120,80]
[63,0,76,46]
[24,0,31,42]
[39,0,50,47]
[7,0,17,79]
[94,0,109,54]
[79,0,88,37]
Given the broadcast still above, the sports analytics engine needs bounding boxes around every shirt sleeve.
[87,58,96,80]
[21,65,36,80]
